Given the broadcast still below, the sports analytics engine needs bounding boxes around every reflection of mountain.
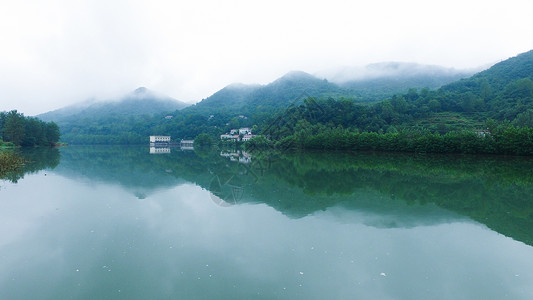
[251,152,533,246]
[52,146,533,246]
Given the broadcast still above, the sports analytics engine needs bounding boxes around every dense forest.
[0,110,60,147]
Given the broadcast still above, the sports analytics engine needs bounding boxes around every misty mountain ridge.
[38,87,189,123]
[314,62,477,102]
[318,62,477,83]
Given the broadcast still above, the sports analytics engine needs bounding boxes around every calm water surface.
[0,146,532,299]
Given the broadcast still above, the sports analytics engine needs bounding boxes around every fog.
[1,0,532,115]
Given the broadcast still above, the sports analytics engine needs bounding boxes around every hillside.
[439,50,533,120]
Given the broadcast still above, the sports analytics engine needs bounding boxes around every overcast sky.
[1,0,532,115]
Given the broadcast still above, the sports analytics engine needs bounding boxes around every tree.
[45,122,60,145]
[194,133,213,147]
[2,110,25,146]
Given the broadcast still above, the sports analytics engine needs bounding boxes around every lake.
[1,146,533,299]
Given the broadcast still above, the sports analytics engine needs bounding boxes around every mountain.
[198,83,263,107]
[246,71,353,107]
[38,87,189,123]
[44,50,533,145]
[37,87,190,144]
[187,71,356,116]
[318,62,476,102]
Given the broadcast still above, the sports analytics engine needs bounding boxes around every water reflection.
[149,146,171,154]
[0,147,60,183]
[2,146,533,299]
[4,145,533,245]
[48,146,533,246]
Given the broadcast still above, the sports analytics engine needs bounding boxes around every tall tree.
[2,110,25,146]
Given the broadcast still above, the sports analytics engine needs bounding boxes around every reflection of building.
[220,134,239,141]
[239,152,252,164]
[180,140,194,151]
[220,150,252,164]
[150,147,171,154]
[150,135,171,146]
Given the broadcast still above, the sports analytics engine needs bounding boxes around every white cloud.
[0,0,532,115]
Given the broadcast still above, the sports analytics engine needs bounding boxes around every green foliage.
[0,110,60,147]
[244,136,274,150]
[194,133,214,147]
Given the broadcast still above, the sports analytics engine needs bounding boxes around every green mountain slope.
[439,50,533,120]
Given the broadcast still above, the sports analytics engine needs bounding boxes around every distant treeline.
[247,121,533,155]
[0,110,60,147]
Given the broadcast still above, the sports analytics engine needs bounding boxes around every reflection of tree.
[1,148,60,183]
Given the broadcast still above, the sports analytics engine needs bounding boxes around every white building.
[241,134,256,142]
[150,136,171,143]
[239,128,252,135]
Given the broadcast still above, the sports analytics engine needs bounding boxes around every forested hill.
[439,50,533,120]
[443,50,533,93]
